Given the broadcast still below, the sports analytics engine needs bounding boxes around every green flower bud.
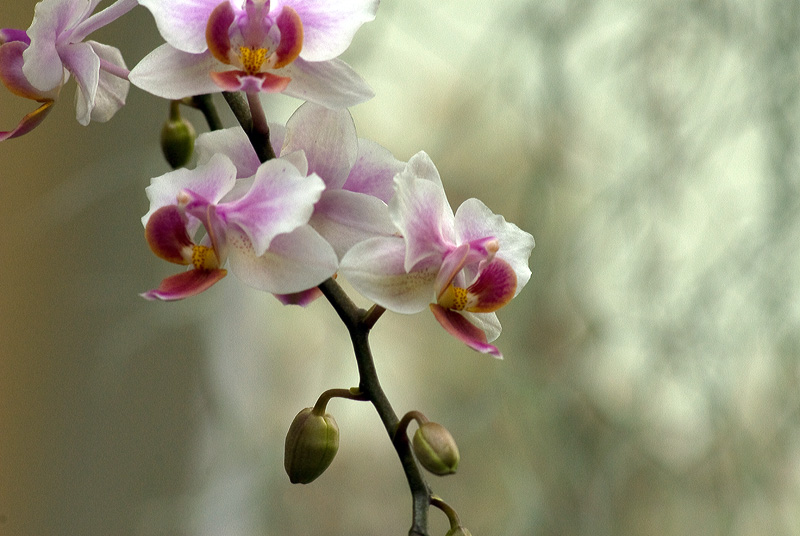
[446,527,473,536]
[412,422,459,476]
[284,407,339,484]
[160,105,196,168]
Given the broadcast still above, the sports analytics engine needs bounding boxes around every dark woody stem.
[317,278,432,536]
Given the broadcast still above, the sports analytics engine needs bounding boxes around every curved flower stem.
[222,91,276,162]
[318,278,432,536]
[183,94,223,131]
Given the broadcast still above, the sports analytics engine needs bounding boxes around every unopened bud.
[284,407,339,484]
[412,422,459,475]
[160,103,196,168]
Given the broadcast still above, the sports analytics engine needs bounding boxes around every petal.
[341,138,405,203]
[279,57,374,109]
[195,126,264,177]
[227,225,338,294]
[272,6,303,69]
[429,304,502,358]
[22,0,78,92]
[129,44,222,99]
[282,102,358,190]
[309,189,395,258]
[0,100,54,141]
[274,287,323,307]
[464,258,517,313]
[390,152,455,271]
[205,0,235,64]
[71,0,138,42]
[208,69,292,93]
[143,153,238,228]
[219,157,325,256]
[435,244,470,299]
[144,205,194,264]
[60,41,100,126]
[339,236,437,314]
[141,267,228,301]
[137,0,223,53]
[454,198,535,297]
[0,29,31,46]
[271,0,379,61]
[0,40,54,100]
[86,41,129,123]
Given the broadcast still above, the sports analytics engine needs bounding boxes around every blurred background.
[2,0,800,534]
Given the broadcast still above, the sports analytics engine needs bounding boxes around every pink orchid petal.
[144,205,193,265]
[205,0,235,64]
[271,0,378,61]
[60,41,100,125]
[340,236,438,314]
[208,70,292,93]
[86,41,129,123]
[0,100,54,141]
[309,189,395,258]
[0,29,30,45]
[282,102,358,190]
[141,267,228,301]
[0,40,52,100]
[71,0,138,42]
[274,287,323,307]
[429,304,502,358]
[464,258,517,313]
[138,0,223,53]
[22,0,77,92]
[227,225,338,294]
[390,152,455,271]
[272,6,303,69]
[220,157,325,257]
[129,44,222,99]
[279,57,373,109]
[454,198,535,297]
[195,127,261,177]
[341,138,406,203]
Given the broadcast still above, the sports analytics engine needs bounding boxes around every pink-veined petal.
[341,137,405,203]
[227,225,338,294]
[435,244,470,299]
[340,236,437,314]
[463,258,517,313]
[196,126,261,177]
[208,69,292,93]
[71,0,137,42]
[271,0,378,61]
[454,198,535,297]
[0,40,54,100]
[129,44,222,99]
[22,0,79,92]
[0,100,54,141]
[205,0,235,63]
[282,102,357,190]
[0,29,30,46]
[141,266,228,301]
[429,304,502,358]
[279,57,373,109]
[137,0,223,53]
[144,205,193,265]
[309,189,395,259]
[220,158,325,256]
[390,152,455,271]
[272,6,303,69]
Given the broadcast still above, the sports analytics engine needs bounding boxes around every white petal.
[129,44,221,99]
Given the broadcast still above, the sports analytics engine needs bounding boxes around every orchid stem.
[246,92,276,162]
[184,94,223,131]
[318,277,432,536]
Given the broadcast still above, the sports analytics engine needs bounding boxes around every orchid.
[339,152,535,357]
[0,0,136,140]
[130,0,378,108]
[142,152,338,300]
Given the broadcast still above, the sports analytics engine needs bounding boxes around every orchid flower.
[0,0,136,140]
[191,102,404,305]
[130,0,378,108]
[339,152,535,357]
[142,152,338,300]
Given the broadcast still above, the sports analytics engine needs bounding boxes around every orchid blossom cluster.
[2,0,534,533]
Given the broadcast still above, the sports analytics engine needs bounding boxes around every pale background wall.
[2,1,800,535]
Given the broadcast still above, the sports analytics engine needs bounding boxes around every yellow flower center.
[238,46,269,74]
[192,245,220,270]
[438,285,471,311]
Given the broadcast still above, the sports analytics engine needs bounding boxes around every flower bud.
[160,113,196,168]
[412,422,459,476]
[446,527,473,536]
[284,407,339,484]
